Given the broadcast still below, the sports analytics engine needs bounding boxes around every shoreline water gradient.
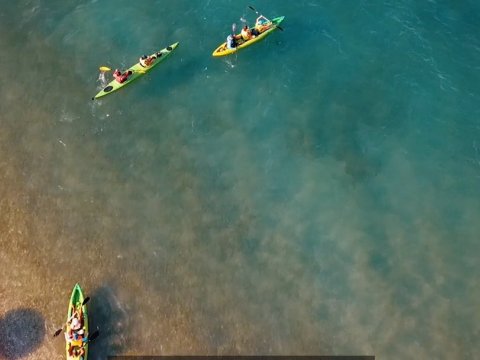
[1,0,479,359]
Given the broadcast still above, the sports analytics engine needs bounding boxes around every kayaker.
[113,69,132,83]
[64,307,85,340]
[67,308,83,330]
[65,323,85,339]
[254,15,270,34]
[71,317,82,331]
[139,54,156,67]
[226,34,237,49]
[68,344,86,359]
[241,25,253,41]
[65,321,88,349]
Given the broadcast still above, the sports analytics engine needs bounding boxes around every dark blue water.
[1,1,479,359]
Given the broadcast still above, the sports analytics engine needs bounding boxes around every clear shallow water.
[1,0,479,359]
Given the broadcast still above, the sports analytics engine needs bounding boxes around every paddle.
[53,297,90,337]
[248,5,284,31]
[85,329,100,343]
[53,328,63,338]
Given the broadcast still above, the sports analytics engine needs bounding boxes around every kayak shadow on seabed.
[0,308,45,359]
[87,284,131,360]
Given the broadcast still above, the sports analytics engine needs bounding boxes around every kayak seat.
[71,339,83,347]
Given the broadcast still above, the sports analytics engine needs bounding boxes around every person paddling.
[241,25,254,41]
[253,15,271,34]
[139,54,157,67]
[226,34,237,49]
[68,343,86,359]
[113,69,132,83]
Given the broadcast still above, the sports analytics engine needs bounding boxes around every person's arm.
[67,312,76,323]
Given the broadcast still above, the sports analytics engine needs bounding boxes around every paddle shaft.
[86,329,100,343]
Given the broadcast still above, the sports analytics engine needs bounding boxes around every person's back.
[255,15,270,33]
[241,26,251,41]
[113,69,123,83]
[113,69,132,83]
[139,54,156,67]
[227,34,236,49]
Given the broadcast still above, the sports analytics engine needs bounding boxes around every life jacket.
[140,56,155,67]
[241,28,251,41]
[114,71,130,83]
[113,71,122,83]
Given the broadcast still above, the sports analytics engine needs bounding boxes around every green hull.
[93,42,179,100]
[66,283,88,360]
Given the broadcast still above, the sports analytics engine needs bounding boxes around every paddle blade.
[276,25,284,31]
[88,329,100,342]
[232,23,237,34]
[82,296,90,306]
[53,328,63,337]
[99,66,111,72]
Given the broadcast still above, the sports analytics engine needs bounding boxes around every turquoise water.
[1,0,479,359]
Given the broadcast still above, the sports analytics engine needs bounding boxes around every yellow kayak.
[212,16,285,57]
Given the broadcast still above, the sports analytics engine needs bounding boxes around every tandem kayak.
[212,16,284,57]
[65,283,89,360]
[92,42,179,100]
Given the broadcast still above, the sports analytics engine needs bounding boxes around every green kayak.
[65,283,88,360]
[92,42,179,100]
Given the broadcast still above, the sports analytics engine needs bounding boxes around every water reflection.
[88,284,131,359]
